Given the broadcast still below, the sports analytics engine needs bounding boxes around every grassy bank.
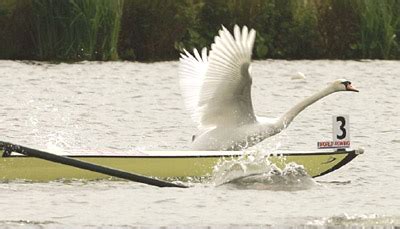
[0,0,34,59]
[32,0,123,60]
[0,0,399,61]
[0,0,123,61]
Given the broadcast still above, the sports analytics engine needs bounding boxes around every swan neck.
[278,85,335,129]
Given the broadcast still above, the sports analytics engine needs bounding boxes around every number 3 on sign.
[333,115,350,142]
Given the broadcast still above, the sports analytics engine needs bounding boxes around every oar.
[0,141,188,188]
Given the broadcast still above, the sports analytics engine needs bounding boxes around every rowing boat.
[0,147,363,182]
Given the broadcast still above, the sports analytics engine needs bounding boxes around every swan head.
[331,79,359,92]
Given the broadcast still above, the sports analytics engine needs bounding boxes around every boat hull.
[0,149,363,182]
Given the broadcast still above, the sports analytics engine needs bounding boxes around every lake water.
[0,60,399,228]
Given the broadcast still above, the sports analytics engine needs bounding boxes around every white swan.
[179,25,359,151]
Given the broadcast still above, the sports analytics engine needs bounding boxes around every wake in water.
[308,213,400,228]
[212,149,317,191]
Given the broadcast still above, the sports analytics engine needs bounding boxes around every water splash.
[212,149,317,191]
[45,133,72,155]
[308,214,400,228]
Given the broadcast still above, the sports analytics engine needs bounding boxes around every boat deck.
[0,148,364,181]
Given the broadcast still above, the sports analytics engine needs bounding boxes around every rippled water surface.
[0,60,399,228]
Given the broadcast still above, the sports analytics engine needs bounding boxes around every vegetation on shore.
[0,0,399,61]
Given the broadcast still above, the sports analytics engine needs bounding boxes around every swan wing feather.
[179,47,208,124]
[179,25,257,129]
[198,25,257,128]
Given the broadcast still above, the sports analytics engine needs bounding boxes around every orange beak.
[346,84,359,92]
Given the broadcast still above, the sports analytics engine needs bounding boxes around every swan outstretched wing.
[179,47,208,124]
[179,25,257,129]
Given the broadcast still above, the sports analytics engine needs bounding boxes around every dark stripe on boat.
[2,150,355,158]
[312,151,358,178]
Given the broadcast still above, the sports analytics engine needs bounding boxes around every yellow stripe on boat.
[0,149,363,182]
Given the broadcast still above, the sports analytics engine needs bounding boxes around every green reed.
[32,0,123,60]
[0,0,34,59]
[354,0,400,59]
[177,0,322,59]
[1,0,400,61]
[119,0,202,61]
[313,0,360,59]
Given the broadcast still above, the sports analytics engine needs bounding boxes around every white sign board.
[318,115,351,149]
[333,115,350,143]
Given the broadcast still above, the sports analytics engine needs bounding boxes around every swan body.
[179,25,359,151]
